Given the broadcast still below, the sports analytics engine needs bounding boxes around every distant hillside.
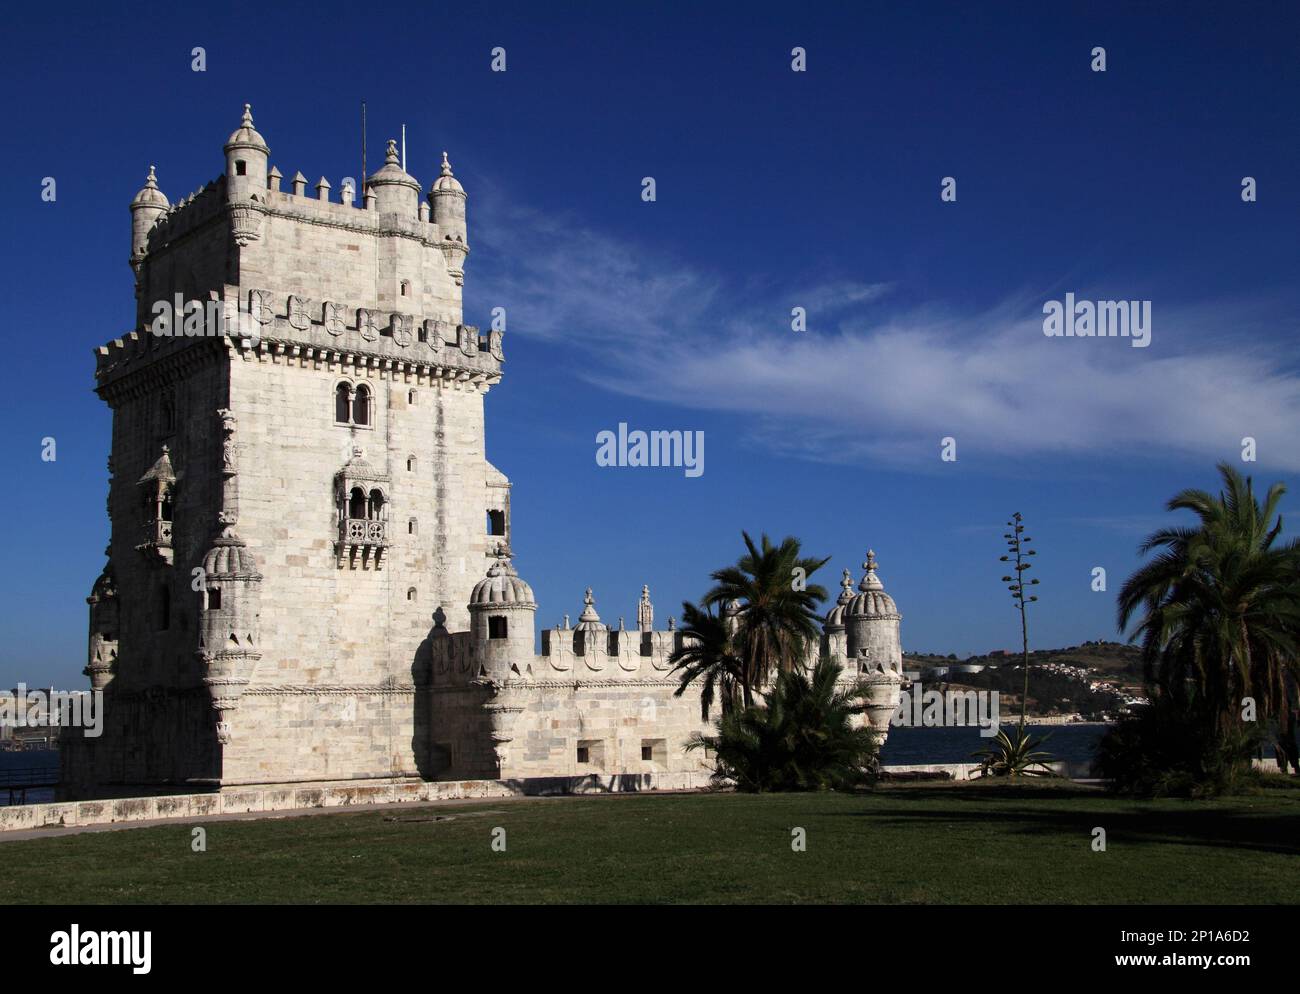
[904,641,1141,677]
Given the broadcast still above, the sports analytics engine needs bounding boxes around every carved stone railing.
[340,518,387,546]
[147,518,174,547]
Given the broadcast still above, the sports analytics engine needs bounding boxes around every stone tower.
[64,106,509,796]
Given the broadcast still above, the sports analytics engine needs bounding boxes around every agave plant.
[970,725,1058,778]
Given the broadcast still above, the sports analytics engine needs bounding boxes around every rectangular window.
[488,616,508,639]
[640,738,667,765]
[576,739,604,769]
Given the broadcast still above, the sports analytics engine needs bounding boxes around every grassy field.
[2,779,1298,904]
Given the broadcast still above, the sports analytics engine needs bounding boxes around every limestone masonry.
[63,106,905,798]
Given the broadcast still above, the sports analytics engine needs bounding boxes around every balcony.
[136,517,174,565]
[337,517,387,570]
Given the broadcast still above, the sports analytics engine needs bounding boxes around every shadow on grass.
[830,783,1300,858]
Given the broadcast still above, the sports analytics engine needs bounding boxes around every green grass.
[3,778,1298,903]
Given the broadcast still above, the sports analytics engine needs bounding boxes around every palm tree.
[1117,462,1300,769]
[667,601,745,720]
[686,658,877,791]
[701,532,831,705]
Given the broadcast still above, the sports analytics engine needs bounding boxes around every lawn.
[2,779,1298,903]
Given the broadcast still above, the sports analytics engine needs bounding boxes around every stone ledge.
[0,771,713,834]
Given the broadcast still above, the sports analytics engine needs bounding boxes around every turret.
[85,561,119,691]
[843,549,904,744]
[129,165,168,276]
[429,151,468,283]
[223,103,269,199]
[468,552,537,681]
[197,527,263,745]
[366,138,421,218]
[844,550,903,673]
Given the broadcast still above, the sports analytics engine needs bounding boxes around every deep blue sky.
[4,1,1299,688]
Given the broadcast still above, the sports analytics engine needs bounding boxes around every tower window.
[407,587,417,602]
[353,384,371,426]
[367,488,385,520]
[400,280,410,297]
[206,588,222,610]
[408,390,416,405]
[348,487,366,520]
[407,455,416,472]
[156,586,170,631]
[335,383,352,424]
[488,616,508,639]
[408,518,417,535]
[235,160,247,176]
[487,509,506,536]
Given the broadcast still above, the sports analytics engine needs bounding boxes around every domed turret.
[429,151,468,283]
[85,562,119,691]
[844,550,903,674]
[366,138,421,217]
[824,568,855,633]
[129,165,169,274]
[197,525,263,744]
[224,103,269,196]
[468,552,537,680]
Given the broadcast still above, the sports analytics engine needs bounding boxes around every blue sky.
[3,1,1298,688]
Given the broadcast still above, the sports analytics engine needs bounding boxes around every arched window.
[206,587,222,611]
[408,389,416,405]
[406,455,416,472]
[353,384,371,426]
[348,487,366,520]
[160,485,174,522]
[335,382,352,424]
[368,489,385,520]
[407,587,417,602]
[408,518,418,535]
[400,280,410,297]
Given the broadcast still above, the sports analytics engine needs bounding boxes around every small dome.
[574,587,605,633]
[131,165,169,210]
[844,550,900,619]
[202,527,262,579]
[431,151,464,194]
[824,568,855,632]
[225,104,269,154]
[366,138,421,194]
[470,554,535,608]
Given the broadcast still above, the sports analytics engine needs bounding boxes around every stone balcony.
[337,517,387,570]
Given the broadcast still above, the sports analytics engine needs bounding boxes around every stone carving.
[288,294,312,330]
[488,328,504,361]
[323,301,346,336]
[249,289,273,325]
[391,312,413,347]
[358,308,380,342]
[423,319,441,351]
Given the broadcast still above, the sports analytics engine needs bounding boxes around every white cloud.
[472,187,1300,471]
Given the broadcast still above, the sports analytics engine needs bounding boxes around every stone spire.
[637,584,654,632]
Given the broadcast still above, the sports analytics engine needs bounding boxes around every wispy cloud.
[473,187,1300,471]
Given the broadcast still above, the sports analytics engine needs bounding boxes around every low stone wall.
[0,771,712,834]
